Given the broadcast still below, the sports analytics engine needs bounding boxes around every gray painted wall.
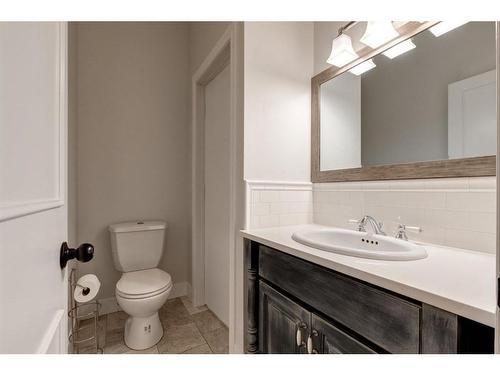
[72,22,191,299]
[70,22,230,300]
[189,22,231,74]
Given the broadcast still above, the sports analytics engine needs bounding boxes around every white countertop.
[241,224,496,327]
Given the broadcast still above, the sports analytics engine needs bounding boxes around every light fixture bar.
[429,21,468,37]
[349,59,376,75]
[383,39,416,59]
[337,21,359,35]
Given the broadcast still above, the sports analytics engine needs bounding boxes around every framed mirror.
[311,21,497,182]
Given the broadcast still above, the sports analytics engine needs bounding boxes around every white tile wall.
[247,181,313,229]
[313,177,496,254]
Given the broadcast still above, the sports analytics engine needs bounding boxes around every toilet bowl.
[115,268,172,350]
[108,220,171,350]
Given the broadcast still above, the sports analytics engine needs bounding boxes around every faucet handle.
[348,219,360,224]
[402,224,422,233]
[394,223,422,240]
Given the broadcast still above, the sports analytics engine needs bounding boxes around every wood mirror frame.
[311,21,496,183]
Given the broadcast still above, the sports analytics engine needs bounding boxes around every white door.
[0,22,68,353]
[448,70,497,159]
[204,65,230,326]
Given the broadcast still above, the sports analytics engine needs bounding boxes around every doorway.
[191,24,244,352]
[204,64,231,325]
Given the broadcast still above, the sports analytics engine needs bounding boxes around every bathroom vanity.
[242,225,495,354]
[240,21,498,356]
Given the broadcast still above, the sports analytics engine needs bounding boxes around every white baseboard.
[37,309,66,354]
[98,296,122,315]
[96,282,191,316]
[169,281,190,300]
[186,282,193,302]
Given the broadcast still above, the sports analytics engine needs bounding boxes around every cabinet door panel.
[259,245,420,353]
[259,281,310,354]
[312,314,377,354]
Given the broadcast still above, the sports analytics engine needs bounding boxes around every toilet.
[109,220,172,350]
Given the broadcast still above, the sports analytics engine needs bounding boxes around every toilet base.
[124,312,163,350]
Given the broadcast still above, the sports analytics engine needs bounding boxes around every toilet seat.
[116,268,172,299]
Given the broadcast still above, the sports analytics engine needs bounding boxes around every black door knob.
[60,242,95,269]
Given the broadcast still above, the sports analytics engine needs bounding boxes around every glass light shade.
[429,21,468,37]
[326,34,359,67]
[360,21,399,49]
[349,59,376,75]
[383,39,416,59]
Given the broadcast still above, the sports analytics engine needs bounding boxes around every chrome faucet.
[352,215,386,235]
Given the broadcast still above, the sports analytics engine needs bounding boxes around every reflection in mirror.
[320,22,496,172]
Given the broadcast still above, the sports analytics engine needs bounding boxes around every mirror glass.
[320,22,496,172]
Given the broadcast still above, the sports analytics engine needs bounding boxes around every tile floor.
[76,296,229,354]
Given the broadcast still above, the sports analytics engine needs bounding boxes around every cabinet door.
[311,314,377,354]
[259,281,310,354]
[259,245,420,353]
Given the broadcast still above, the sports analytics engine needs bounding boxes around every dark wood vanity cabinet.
[259,281,309,354]
[245,240,494,354]
[310,314,377,354]
[259,280,376,354]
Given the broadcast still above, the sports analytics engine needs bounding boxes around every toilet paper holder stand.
[68,269,102,354]
[76,283,91,296]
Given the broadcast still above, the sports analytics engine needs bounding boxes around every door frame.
[191,23,244,353]
[495,21,500,353]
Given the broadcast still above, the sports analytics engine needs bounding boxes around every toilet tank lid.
[108,220,167,233]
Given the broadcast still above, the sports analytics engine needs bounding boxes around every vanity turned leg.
[246,240,259,353]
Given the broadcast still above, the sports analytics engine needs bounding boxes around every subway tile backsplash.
[247,177,496,254]
[247,181,313,229]
[313,177,496,254]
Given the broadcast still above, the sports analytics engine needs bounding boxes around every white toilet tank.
[109,220,167,272]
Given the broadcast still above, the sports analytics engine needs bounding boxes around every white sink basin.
[292,227,427,261]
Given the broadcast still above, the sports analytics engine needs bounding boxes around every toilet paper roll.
[74,274,101,303]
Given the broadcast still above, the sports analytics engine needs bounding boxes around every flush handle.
[60,242,94,269]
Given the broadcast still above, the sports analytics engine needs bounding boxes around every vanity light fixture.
[360,21,399,49]
[382,39,416,59]
[429,21,468,37]
[349,59,376,75]
[326,33,359,67]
